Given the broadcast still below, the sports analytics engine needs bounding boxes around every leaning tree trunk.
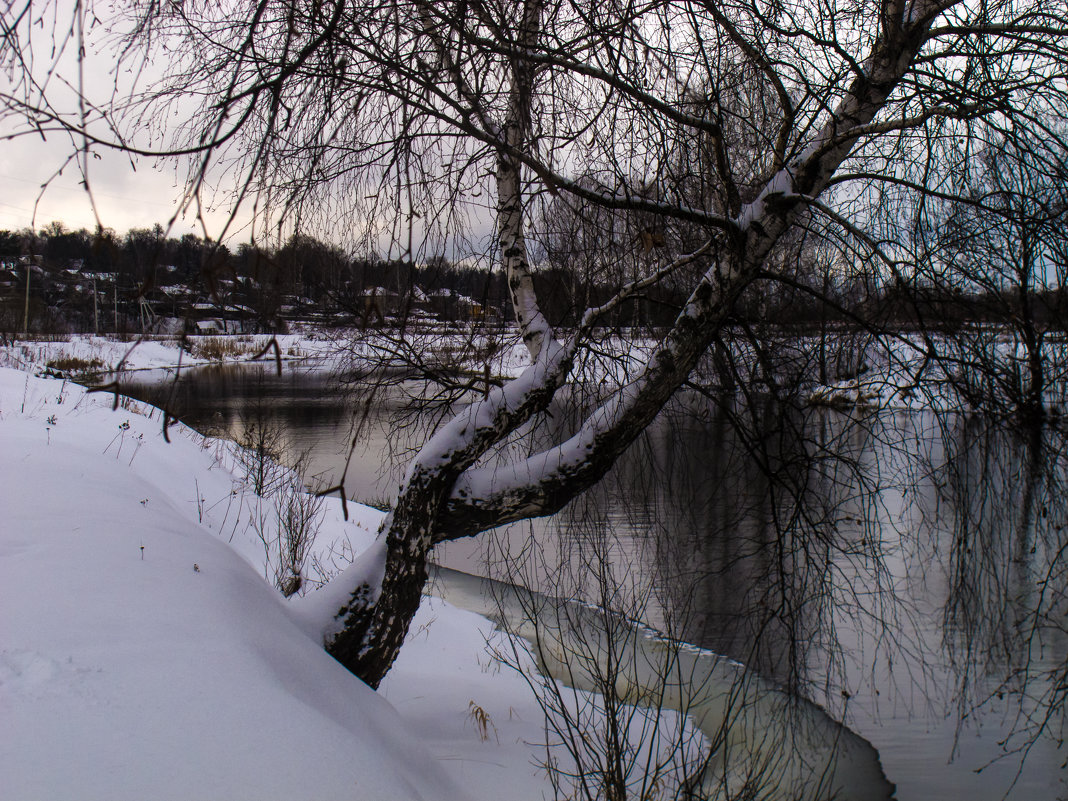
[325,468,453,687]
[321,0,942,689]
[326,0,555,689]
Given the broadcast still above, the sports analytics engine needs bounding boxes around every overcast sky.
[0,1,494,256]
[0,136,200,235]
[0,0,251,241]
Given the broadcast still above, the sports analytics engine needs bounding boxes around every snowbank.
[0,333,338,376]
[0,367,551,800]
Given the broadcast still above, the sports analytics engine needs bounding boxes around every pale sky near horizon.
[0,0,494,255]
[0,108,259,241]
[0,141,203,236]
[0,0,254,242]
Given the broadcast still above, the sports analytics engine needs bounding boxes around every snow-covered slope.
[0,368,550,800]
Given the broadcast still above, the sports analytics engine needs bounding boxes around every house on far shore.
[427,288,489,322]
[187,302,251,335]
[194,319,224,335]
[359,287,400,325]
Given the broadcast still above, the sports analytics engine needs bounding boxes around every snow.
[0,333,339,375]
[801,329,1068,415]
[0,329,658,396]
[291,537,389,644]
[0,366,554,800]
[0,330,935,799]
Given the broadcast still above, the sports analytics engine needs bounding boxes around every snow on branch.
[440,266,732,539]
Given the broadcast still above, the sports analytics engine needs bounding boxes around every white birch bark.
[326,0,951,690]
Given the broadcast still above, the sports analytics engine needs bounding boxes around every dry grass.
[45,355,106,375]
[466,701,498,743]
[187,336,258,361]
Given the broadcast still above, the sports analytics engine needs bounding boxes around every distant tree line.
[2,220,1066,338]
[0,223,518,335]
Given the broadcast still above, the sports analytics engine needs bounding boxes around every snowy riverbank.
[6,324,1068,421]
[0,332,337,374]
[0,366,557,800]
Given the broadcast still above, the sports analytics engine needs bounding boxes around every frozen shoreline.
[0,332,337,374]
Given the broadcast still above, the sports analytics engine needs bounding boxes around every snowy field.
[0,366,560,800]
[0,328,657,384]
[0,332,338,374]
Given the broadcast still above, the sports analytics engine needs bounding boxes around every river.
[117,360,1066,800]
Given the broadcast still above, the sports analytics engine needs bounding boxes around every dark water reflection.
[119,362,1066,800]
[121,362,422,502]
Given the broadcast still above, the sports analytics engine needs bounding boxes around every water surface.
[118,361,1067,800]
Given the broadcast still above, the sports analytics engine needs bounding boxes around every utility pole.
[93,278,99,335]
[22,263,31,339]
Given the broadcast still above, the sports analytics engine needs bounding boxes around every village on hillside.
[0,226,510,338]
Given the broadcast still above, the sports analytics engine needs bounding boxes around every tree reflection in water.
[487,394,1066,799]
[934,421,1067,777]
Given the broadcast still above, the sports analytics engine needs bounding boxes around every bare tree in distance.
[926,133,1068,424]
